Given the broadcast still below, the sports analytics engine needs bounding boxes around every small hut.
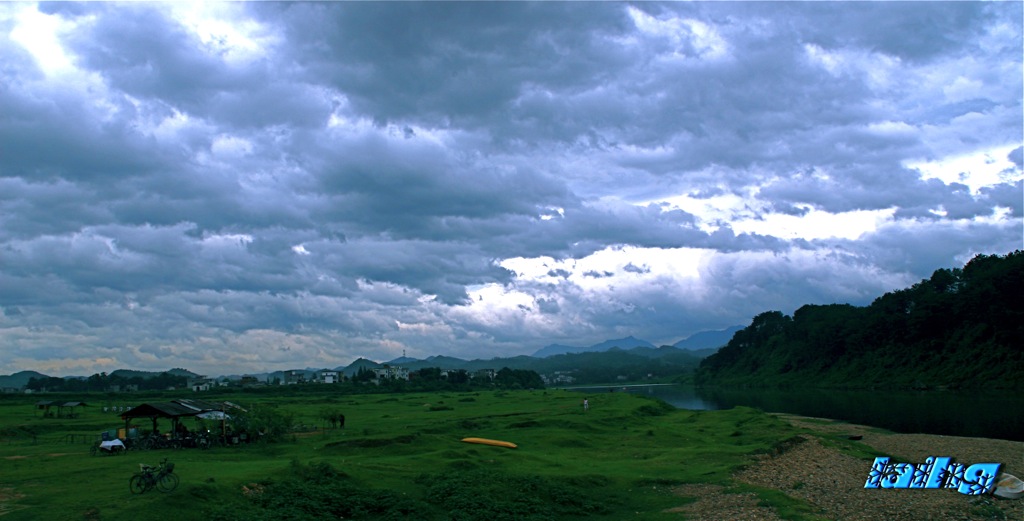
[35,400,55,417]
[58,401,88,418]
[35,400,88,418]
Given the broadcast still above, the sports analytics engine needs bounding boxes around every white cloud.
[943,76,985,103]
[211,134,254,157]
[8,5,76,76]
[626,6,729,60]
[167,2,277,65]
[732,207,897,241]
[907,144,1023,194]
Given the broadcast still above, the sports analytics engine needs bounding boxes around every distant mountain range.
[532,336,656,357]
[532,327,742,358]
[0,370,48,389]
[673,326,744,351]
[1,327,741,388]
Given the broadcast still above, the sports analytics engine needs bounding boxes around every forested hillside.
[696,251,1024,389]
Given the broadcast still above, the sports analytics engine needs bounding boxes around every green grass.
[0,389,810,520]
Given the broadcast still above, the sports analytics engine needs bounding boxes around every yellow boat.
[461,437,517,449]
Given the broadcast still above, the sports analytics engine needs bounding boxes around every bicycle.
[194,431,213,450]
[137,434,182,451]
[128,458,178,494]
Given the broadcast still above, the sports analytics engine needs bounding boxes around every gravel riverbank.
[672,413,1023,520]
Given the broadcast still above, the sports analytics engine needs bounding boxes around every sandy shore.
[672,413,1024,520]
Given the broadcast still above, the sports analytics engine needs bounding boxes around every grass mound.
[416,468,613,521]
[207,461,425,521]
[323,433,419,449]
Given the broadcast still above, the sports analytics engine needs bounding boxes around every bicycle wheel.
[157,473,179,492]
[129,474,147,494]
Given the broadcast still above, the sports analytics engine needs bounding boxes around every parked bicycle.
[129,458,178,494]
[179,431,213,450]
[136,433,182,451]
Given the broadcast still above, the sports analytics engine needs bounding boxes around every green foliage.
[207,460,426,521]
[0,389,808,521]
[697,251,1024,389]
[319,408,346,429]
[416,468,612,521]
[231,403,295,442]
[632,397,676,417]
[324,434,418,449]
[26,370,187,392]
[493,367,545,389]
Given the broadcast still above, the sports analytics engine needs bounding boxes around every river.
[562,384,1024,442]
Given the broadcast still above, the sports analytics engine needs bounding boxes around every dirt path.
[671,414,1023,520]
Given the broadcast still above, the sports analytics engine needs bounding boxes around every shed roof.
[122,402,202,419]
[174,398,225,412]
[120,399,239,420]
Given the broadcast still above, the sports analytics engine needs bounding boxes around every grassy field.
[0,388,816,520]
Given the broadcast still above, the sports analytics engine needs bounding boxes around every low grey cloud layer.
[1,2,1020,376]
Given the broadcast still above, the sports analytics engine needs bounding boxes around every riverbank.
[673,413,1024,520]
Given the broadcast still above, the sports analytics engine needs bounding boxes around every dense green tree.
[697,251,1024,389]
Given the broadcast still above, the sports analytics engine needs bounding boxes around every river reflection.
[563,384,1024,442]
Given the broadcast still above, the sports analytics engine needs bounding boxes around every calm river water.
[564,384,1024,442]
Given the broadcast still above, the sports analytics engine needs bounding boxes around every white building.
[372,365,409,382]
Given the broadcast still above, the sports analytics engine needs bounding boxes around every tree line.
[24,367,545,395]
[364,367,545,392]
[696,251,1024,389]
[26,371,187,392]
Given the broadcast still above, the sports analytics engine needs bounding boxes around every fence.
[0,432,99,446]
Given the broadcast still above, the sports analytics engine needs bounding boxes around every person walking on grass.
[583,398,589,411]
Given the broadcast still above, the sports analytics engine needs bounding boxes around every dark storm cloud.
[254,2,631,127]
[0,2,1019,375]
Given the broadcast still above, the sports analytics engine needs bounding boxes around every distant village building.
[473,369,496,381]
[320,370,340,384]
[372,365,409,383]
[542,371,576,385]
[284,370,306,385]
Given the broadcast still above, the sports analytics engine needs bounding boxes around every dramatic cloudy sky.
[1,2,1021,377]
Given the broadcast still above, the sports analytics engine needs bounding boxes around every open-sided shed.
[59,401,88,418]
[120,399,240,439]
[35,400,88,418]
[121,401,201,436]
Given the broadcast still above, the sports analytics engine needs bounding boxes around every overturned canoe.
[994,473,1023,500]
[461,437,517,449]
